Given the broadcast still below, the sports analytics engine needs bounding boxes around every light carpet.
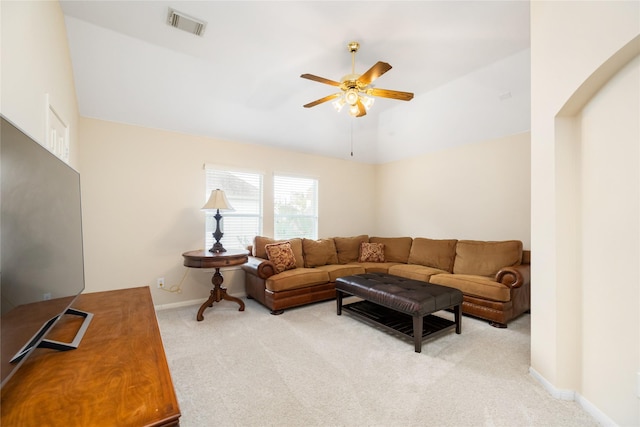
[156,298,598,427]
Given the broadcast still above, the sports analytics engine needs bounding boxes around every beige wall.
[531,1,640,425]
[376,132,530,247]
[78,118,377,306]
[0,0,79,168]
[579,55,639,425]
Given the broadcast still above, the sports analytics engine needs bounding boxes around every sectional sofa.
[242,235,530,327]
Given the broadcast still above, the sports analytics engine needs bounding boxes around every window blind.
[274,174,318,240]
[205,167,263,251]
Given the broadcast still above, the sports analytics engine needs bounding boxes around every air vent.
[167,8,206,36]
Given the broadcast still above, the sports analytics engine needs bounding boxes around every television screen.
[1,116,87,387]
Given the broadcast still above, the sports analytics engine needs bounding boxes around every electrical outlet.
[43,292,52,301]
[157,278,165,289]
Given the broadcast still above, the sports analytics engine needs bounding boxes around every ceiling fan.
[301,41,414,118]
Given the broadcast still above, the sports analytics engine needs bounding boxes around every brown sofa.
[242,235,530,327]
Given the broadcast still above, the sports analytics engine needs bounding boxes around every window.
[205,166,263,251]
[274,175,318,240]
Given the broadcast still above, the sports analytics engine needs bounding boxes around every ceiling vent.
[167,8,206,36]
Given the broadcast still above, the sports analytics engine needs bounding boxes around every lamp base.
[209,242,227,253]
[209,210,227,253]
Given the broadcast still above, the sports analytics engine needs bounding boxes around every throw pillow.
[265,241,297,273]
[359,242,385,262]
[253,236,305,268]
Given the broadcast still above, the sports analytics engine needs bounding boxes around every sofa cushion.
[388,264,449,283]
[333,235,369,264]
[264,241,297,273]
[453,240,523,277]
[254,236,304,268]
[408,238,458,272]
[359,242,385,262]
[369,237,413,263]
[265,268,330,292]
[302,238,339,267]
[350,262,400,274]
[429,273,511,302]
[315,264,366,282]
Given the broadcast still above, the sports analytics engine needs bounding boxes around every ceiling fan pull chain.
[350,120,354,157]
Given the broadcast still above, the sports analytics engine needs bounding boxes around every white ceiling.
[60,1,531,164]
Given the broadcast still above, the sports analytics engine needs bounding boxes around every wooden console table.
[0,287,181,426]
[182,249,249,321]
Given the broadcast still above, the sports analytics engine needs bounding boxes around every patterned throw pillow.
[265,241,297,273]
[359,242,385,263]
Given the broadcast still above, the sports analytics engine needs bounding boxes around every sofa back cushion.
[253,236,305,268]
[369,237,413,263]
[302,238,339,267]
[333,235,369,264]
[408,238,458,272]
[453,240,523,277]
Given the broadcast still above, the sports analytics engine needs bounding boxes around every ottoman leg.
[413,316,423,353]
[454,304,462,334]
[336,290,343,315]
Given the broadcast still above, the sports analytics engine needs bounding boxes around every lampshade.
[332,97,346,112]
[202,189,234,211]
[344,89,359,106]
[361,95,375,110]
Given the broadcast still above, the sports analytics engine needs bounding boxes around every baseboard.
[154,299,203,311]
[529,367,619,426]
[576,393,618,427]
[528,367,575,400]
[154,292,247,311]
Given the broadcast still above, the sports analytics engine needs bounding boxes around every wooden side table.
[182,249,249,321]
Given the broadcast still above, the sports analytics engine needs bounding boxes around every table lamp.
[202,189,234,253]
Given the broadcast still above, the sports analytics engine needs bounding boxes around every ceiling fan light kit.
[345,89,359,105]
[301,41,414,118]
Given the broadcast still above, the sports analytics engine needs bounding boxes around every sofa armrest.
[495,264,530,289]
[241,256,277,280]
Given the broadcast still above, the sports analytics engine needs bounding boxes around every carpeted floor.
[156,298,598,427]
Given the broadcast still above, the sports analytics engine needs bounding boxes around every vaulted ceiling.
[60,1,531,164]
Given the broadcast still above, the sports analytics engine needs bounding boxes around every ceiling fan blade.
[300,74,341,87]
[368,88,414,101]
[303,93,341,108]
[355,99,367,117]
[357,61,392,86]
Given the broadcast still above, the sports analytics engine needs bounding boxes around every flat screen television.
[1,116,92,388]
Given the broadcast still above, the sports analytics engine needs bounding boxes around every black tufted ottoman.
[335,273,463,352]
